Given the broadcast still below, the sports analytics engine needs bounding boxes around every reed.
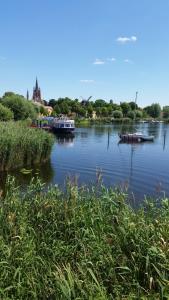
[0,177,169,299]
[0,121,54,171]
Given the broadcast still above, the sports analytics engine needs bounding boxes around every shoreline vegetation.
[0,121,54,171]
[1,92,169,123]
[0,177,169,299]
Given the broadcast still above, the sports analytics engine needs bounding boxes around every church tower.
[32,78,42,103]
[26,90,29,100]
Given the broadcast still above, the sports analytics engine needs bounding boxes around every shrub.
[127,110,135,119]
[1,94,37,120]
[0,103,13,121]
[113,110,123,118]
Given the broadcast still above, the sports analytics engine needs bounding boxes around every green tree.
[144,103,161,118]
[78,107,86,117]
[94,99,106,108]
[48,99,57,108]
[87,104,93,117]
[113,110,123,119]
[129,101,138,110]
[95,107,102,117]
[163,106,169,119]
[101,107,108,117]
[120,102,131,116]
[0,103,14,121]
[135,110,143,119]
[1,94,37,120]
[59,102,70,115]
[2,91,16,98]
[127,111,135,120]
[40,106,48,116]
[54,104,61,115]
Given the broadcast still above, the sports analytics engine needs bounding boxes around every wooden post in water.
[134,91,138,122]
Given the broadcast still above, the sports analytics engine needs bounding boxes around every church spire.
[26,90,29,100]
[32,77,42,103]
[35,77,38,90]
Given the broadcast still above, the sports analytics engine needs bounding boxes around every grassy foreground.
[0,177,169,299]
[0,121,54,171]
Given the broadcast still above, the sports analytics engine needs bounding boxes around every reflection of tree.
[113,123,135,134]
[118,142,143,191]
[162,124,168,151]
[147,123,160,138]
[56,133,75,147]
[94,125,113,136]
[0,159,54,191]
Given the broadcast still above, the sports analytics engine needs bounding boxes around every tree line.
[48,97,167,119]
[0,92,169,121]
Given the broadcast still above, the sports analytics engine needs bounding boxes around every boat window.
[60,124,64,128]
[66,124,70,127]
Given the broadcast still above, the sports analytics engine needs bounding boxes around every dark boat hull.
[119,134,154,142]
[52,127,75,134]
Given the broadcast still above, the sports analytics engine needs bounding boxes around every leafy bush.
[1,94,37,120]
[127,110,135,119]
[113,110,123,118]
[0,103,13,121]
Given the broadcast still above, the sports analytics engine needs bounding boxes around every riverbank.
[0,121,54,171]
[0,177,169,299]
[75,117,165,126]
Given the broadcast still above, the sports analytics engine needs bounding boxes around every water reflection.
[0,160,54,190]
[1,124,169,203]
[147,123,160,138]
[56,133,75,148]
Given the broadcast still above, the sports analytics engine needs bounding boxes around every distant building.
[32,78,42,103]
[45,106,53,115]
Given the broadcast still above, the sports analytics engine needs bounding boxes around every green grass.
[0,121,54,171]
[0,177,169,299]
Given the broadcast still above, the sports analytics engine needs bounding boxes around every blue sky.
[0,0,169,106]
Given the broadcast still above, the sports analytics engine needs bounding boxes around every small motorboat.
[119,132,154,142]
[51,116,75,133]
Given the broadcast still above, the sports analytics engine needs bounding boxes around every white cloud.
[124,59,133,63]
[116,36,137,44]
[93,58,105,65]
[107,57,116,62]
[80,79,95,83]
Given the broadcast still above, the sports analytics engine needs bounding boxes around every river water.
[1,123,169,203]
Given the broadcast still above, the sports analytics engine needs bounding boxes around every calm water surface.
[1,123,169,203]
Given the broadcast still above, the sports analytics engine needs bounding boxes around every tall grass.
[0,121,54,171]
[0,177,169,299]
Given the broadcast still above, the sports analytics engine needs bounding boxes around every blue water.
[1,123,169,203]
[50,123,169,202]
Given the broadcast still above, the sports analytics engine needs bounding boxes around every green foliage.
[0,178,169,299]
[48,99,57,107]
[0,121,54,171]
[1,94,37,120]
[54,104,61,114]
[0,103,14,121]
[120,102,131,116]
[129,101,138,110]
[94,99,106,107]
[144,103,161,118]
[39,105,48,116]
[127,110,135,119]
[163,106,169,119]
[135,110,143,118]
[113,110,123,118]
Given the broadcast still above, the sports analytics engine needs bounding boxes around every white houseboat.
[52,117,75,133]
